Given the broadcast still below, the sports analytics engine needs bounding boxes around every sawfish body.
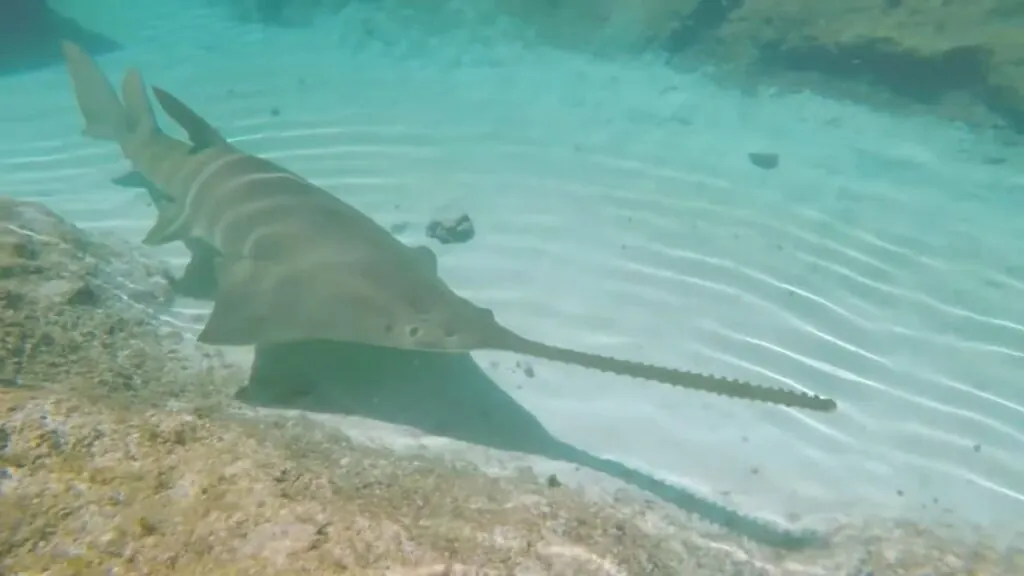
[60,40,838,413]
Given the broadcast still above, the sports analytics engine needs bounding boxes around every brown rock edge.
[704,0,1024,132]
[508,0,1024,132]
[506,0,1024,132]
[0,196,1021,574]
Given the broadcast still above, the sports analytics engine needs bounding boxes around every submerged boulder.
[0,197,182,394]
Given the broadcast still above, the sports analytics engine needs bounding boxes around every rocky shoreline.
[1,196,1021,574]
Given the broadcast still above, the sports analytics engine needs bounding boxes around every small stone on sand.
[426,213,475,245]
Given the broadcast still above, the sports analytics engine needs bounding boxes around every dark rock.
[0,0,121,76]
[747,152,780,170]
[426,214,475,245]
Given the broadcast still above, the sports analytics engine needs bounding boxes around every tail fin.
[59,40,128,142]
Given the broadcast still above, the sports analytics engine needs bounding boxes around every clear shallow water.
[2,0,1023,543]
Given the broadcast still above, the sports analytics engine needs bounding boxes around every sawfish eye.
[407,325,421,339]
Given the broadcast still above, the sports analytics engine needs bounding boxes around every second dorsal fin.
[150,85,229,153]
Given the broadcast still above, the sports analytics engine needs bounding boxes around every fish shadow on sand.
[1,1,120,76]
[236,339,825,550]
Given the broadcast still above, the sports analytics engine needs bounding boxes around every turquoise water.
[2,0,1023,551]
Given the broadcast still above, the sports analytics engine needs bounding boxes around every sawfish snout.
[385,302,500,353]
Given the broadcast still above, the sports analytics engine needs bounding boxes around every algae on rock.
[0,392,689,574]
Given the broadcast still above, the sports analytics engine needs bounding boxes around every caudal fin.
[59,40,128,142]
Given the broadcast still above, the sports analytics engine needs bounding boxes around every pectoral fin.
[141,203,187,246]
[169,239,221,300]
[197,259,270,345]
[112,170,174,205]
[196,258,395,347]
[112,170,153,190]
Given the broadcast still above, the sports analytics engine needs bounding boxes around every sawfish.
[60,40,838,413]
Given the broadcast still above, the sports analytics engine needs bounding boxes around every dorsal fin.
[150,85,228,153]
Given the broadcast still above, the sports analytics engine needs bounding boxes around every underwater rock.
[689,0,1024,132]
[542,0,1024,131]
[0,391,698,574]
[0,197,187,392]
[426,213,475,245]
[0,197,173,311]
[0,0,121,75]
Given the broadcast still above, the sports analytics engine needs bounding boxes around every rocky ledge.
[698,0,1024,132]
[512,0,1024,132]
[1,196,1021,574]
